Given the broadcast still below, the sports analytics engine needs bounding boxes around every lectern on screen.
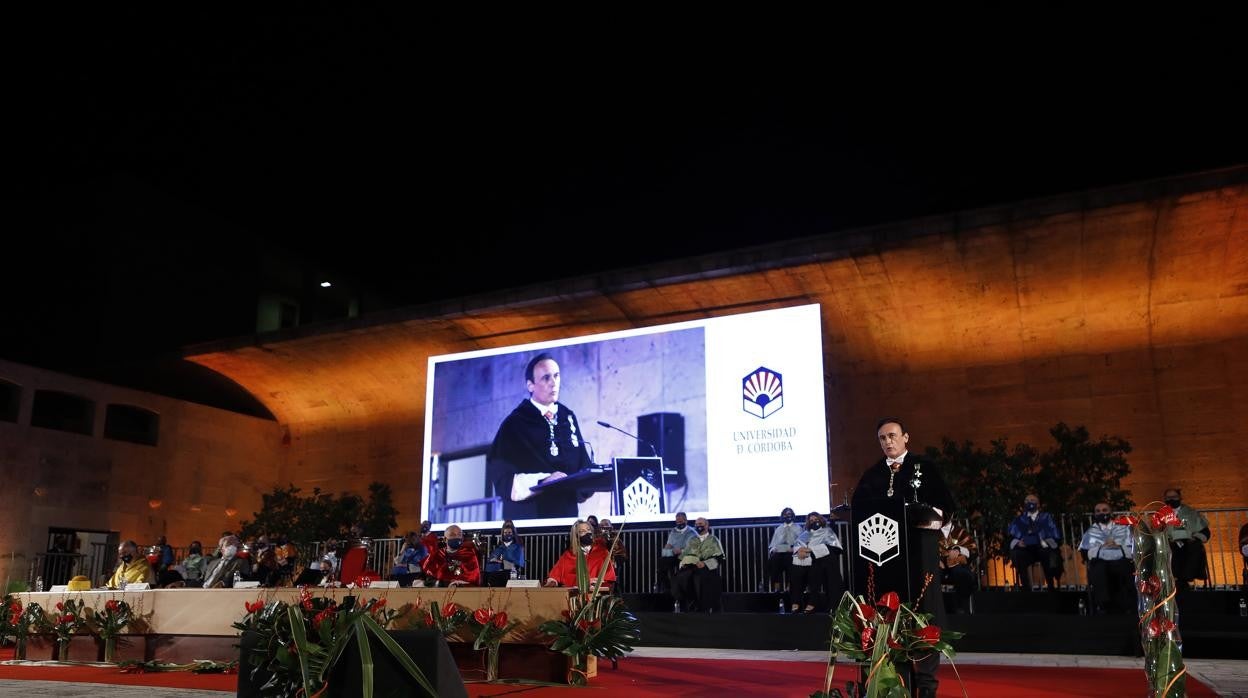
[613,456,666,516]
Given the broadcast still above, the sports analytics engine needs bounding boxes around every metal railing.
[332,506,1246,594]
[967,507,1248,590]
[46,506,1237,593]
[30,542,112,587]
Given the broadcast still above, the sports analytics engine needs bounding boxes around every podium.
[613,456,667,516]
[527,466,614,517]
[850,495,916,602]
[850,497,943,604]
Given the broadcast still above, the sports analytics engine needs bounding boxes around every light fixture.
[225,507,238,518]
[148,498,163,509]
[320,281,332,288]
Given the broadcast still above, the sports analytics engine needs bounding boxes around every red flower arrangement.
[468,606,520,681]
[424,599,468,637]
[92,597,135,662]
[231,589,427,697]
[48,598,89,661]
[1116,503,1188,697]
[815,567,963,698]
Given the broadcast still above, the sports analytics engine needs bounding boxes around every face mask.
[447,538,463,550]
[578,533,594,546]
[783,515,794,523]
[223,545,238,559]
[1024,502,1038,512]
[808,521,821,530]
[676,522,687,530]
[121,554,133,564]
[695,525,707,534]
[1165,498,1180,508]
[502,534,513,543]
[1093,513,1111,524]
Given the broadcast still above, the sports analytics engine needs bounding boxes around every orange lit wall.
[188,171,1248,538]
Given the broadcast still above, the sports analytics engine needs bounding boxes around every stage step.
[632,611,1245,659]
[625,589,1245,615]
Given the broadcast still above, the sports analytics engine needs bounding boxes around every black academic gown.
[487,400,591,520]
[851,456,955,615]
[851,455,956,691]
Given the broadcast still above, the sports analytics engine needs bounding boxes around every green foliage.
[538,536,641,686]
[359,482,399,539]
[238,482,400,543]
[1035,423,1134,515]
[819,589,964,698]
[925,422,1134,556]
[924,437,1037,556]
[234,591,430,698]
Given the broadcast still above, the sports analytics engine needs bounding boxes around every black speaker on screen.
[637,412,685,487]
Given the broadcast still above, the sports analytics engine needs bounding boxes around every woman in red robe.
[544,520,616,589]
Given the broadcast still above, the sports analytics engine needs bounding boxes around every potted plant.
[538,545,640,686]
[48,599,89,661]
[91,598,134,662]
[234,588,431,698]
[814,567,963,698]
[468,606,519,682]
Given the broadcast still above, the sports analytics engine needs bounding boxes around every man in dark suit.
[487,353,591,520]
[851,417,955,698]
[202,535,251,588]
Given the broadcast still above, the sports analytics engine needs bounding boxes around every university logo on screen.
[742,366,783,419]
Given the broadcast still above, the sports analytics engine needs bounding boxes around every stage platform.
[625,590,1248,659]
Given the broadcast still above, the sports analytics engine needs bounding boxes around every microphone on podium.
[596,420,658,456]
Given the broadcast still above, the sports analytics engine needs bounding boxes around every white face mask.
[223,545,238,559]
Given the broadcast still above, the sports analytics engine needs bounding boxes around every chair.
[339,545,379,586]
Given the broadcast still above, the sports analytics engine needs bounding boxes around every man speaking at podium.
[851,417,955,698]
[488,353,592,520]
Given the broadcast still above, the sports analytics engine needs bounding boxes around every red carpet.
[466,658,1217,698]
[0,656,1218,696]
[0,662,236,691]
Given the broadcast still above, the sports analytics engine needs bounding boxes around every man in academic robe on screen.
[487,353,591,521]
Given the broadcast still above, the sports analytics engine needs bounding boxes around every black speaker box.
[238,628,466,698]
[637,412,685,486]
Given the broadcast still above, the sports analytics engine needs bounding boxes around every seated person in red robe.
[421,525,480,587]
[544,520,616,589]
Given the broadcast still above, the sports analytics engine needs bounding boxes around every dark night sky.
[3,9,1245,406]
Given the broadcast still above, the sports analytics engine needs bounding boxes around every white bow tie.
[887,457,905,466]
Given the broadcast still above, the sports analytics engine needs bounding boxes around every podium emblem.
[622,476,662,515]
[858,513,900,565]
[742,366,784,419]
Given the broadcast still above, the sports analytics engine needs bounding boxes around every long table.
[17,586,570,641]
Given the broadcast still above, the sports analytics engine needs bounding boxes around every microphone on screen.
[596,420,658,456]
